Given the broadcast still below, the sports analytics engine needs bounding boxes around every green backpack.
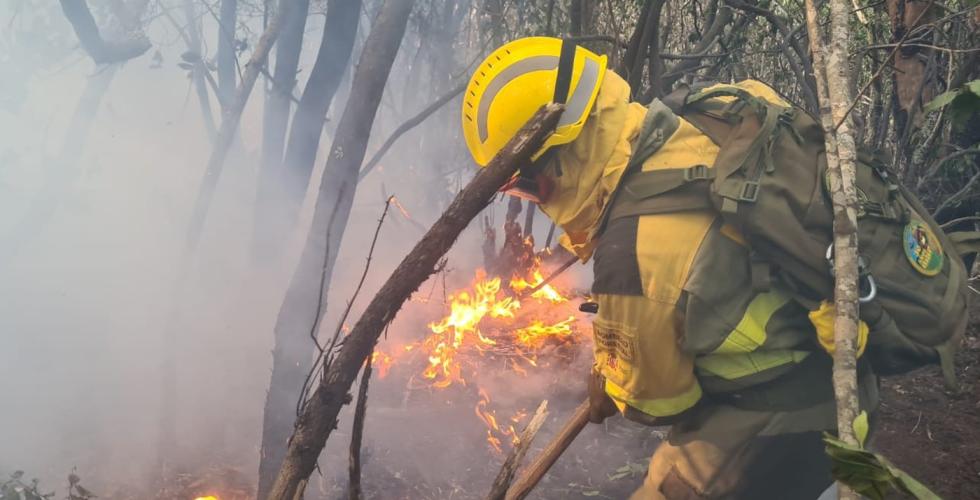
[601,83,974,387]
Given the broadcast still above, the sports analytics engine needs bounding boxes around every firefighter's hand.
[587,369,618,423]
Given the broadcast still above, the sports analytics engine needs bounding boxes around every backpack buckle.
[684,164,711,181]
[739,181,760,202]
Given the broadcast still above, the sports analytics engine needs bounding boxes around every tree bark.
[217,0,239,108]
[264,103,563,500]
[257,1,413,497]
[886,0,935,138]
[253,0,311,261]
[803,0,862,498]
[58,0,150,64]
[280,0,362,202]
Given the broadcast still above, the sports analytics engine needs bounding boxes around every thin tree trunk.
[184,0,296,253]
[803,0,862,498]
[180,0,217,142]
[257,1,412,497]
[265,103,564,500]
[217,0,238,108]
[253,0,311,261]
[280,0,361,202]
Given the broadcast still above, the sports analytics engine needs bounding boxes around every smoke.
[0,3,657,499]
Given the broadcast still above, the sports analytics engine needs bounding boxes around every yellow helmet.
[461,37,608,167]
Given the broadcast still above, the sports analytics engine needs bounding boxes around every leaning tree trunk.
[217,0,239,108]
[804,0,862,498]
[256,1,413,497]
[253,0,311,261]
[265,103,564,500]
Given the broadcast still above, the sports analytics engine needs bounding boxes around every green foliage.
[0,471,55,500]
[924,80,980,127]
[0,469,95,500]
[824,412,941,500]
[606,460,646,481]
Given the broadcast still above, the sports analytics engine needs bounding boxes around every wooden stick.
[487,400,550,500]
[520,255,578,298]
[505,400,591,500]
[348,354,373,500]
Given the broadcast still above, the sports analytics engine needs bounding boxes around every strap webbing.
[594,98,681,236]
[553,39,577,104]
[948,231,980,257]
[607,181,713,221]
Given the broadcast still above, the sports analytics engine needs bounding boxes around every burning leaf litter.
[372,257,590,453]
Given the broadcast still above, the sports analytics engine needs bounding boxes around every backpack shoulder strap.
[947,230,980,258]
[606,167,714,221]
[593,98,681,237]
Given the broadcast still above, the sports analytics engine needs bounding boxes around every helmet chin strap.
[553,38,577,105]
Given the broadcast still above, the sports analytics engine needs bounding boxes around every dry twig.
[348,353,374,500]
[486,400,550,500]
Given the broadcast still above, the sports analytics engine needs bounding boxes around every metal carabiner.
[825,243,877,303]
[859,275,877,303]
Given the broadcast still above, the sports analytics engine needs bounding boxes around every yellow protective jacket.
[538,73,877,421]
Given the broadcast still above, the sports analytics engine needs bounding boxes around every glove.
[587,369,619,423]
[808,300,869,357]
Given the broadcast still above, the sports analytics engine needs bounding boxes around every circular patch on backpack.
[903,220,944,276]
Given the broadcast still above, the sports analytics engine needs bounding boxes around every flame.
[377,258,587,452]
[510,269,566,304]
[371,350,394,379]
[194,496,219,500]
[475,388,526,453]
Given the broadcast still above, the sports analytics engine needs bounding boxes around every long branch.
[265,104,564,500]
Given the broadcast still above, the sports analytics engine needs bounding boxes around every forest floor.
[328,330,980,500]
[874,320,980,499]
[78,316,980,500]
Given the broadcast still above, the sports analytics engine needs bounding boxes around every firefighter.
[459,37,880,499]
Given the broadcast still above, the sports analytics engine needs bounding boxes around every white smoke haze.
[0,3,658,499]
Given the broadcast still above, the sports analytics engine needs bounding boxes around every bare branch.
[348,353,374,500]
[358,80,467,182]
